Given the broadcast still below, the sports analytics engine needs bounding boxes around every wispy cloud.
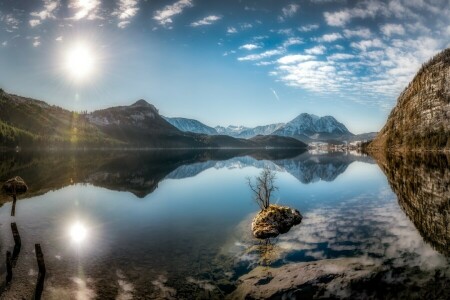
[327,53,355,61]
[315,33,343,42]
[298,24,319,32]
[305,45,326,55]
[279,4,300,21]
[32,36,41,47]
[343,28,371,39]
[380,23,405,37]
[190,15,221,27]
[113,0,139,28]
[153,0,193,27]
[227,26,237,34]
[238,49,284,61]
[239,43,260,50]
[29,19,42,27]
[277,54,315,64]
[69,0,101,20]
[350,38,384,51]
[1,13,21,32]
[283,37,303,47]
[30,0,60,26]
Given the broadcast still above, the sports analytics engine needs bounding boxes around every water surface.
[0,150,448,299]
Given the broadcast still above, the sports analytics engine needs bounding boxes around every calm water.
[0,150,449,299]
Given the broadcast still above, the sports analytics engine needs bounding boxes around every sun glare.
[65,43,95,81]
[70,221,87,243]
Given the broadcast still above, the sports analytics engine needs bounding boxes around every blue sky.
[0,0,449,133]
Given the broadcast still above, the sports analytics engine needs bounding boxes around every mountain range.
[165,113,374,144]
[0,90,307,149]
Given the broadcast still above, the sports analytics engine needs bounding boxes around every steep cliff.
[370,48,450,150]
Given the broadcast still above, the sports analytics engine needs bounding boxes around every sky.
[0,0,449,134]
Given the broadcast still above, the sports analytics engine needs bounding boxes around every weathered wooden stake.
[34,244,46,300]
[11,222,21,267]
[35,244,46,275]
[11,195,16,217]
[6,251,12,283]
[11,223,21,247]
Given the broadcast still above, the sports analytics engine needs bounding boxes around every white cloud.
[277,54,315,64]
[69,0,101,20]
[240,23,253,30]
[238,49,285,61]
[324,10,351,26]
[190,15,221,27]
[55,36,63,41]
[30,0,60,23]
[343,28,371,39]
[277,28,294,35]
[323,0,388,27]
[153,0,193,27]
[1,41,7,47]
[305,45,326,55]
[279,4,300,21]
[380,23,405,37]
[32,37,41,47]
[328,53,355,61]
[316,33,343,42]
[277,60,342,92]
[1,13,20,31]
[298,24,319,32]
[113,0,139,28]
[227,27,237,34]
[239,44,260,51]
[283,37,303,47]
[350,38,384,51]
[29,19,42,27]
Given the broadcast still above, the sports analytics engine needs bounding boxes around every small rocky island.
[252,204,302,239]
[247,167,302,239]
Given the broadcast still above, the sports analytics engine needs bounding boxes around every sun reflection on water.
[70,221,87,243]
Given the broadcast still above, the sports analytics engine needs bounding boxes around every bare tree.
[247,167,278,210]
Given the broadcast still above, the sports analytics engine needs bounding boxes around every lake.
[0,150,449,299]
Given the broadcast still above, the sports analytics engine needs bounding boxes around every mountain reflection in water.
[0,149,448,299]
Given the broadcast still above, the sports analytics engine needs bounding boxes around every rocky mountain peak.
[370,48,450,150]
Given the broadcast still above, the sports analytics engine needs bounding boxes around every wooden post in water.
[6,251,12,283]
[11,195,16,217]
[11,223,21,247]
[34,244,46,300]
[35,244,46,275]
[11,222,21,267]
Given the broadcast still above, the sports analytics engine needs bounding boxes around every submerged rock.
[227,257,379,300]
[2,176,28,195]
[251,204,302,239]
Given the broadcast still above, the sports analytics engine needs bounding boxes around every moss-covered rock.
[251,204,302,239]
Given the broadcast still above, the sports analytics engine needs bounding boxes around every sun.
[65,42,96,81]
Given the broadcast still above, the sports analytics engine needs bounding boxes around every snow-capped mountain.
[214,125,250,137]
[273,113,352,142]
[163,117,218,135]
[164,112,356,143]
[236,123,285,138]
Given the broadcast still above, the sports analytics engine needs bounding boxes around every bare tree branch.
[246,167,278,210]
